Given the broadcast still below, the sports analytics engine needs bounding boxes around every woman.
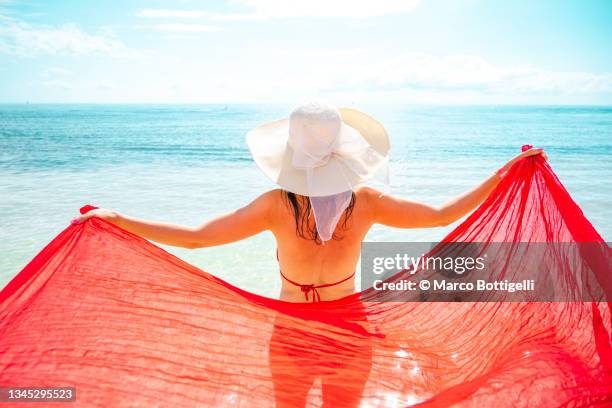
[73,101,546,407]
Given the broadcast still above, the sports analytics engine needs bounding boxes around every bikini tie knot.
[300,285,321,302]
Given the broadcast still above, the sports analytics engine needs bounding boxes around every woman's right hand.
[71,208,118,225]
[497,147,548,178]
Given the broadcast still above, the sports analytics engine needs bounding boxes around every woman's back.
[270,187,375,302]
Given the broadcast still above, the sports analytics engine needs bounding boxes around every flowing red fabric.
[1,154,611,407]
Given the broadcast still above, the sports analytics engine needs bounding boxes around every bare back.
[269,187,375,302]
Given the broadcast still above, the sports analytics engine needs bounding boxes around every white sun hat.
[246,101,390,242]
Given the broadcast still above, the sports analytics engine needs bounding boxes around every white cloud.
[229,0,421,18]
[170,48,612,104]
[136,9,212,19]
[40,66,72,78]
[136,0,421,22]
[96,82,116,91]
[42,79,72,91]
[0,14,137,57]
[151,24,220,32]
[110,44,610,104]
[339,53,612,95]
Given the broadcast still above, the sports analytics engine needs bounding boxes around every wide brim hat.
[246,107,390,197]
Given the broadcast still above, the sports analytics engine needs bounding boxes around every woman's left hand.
[71,208,118,225]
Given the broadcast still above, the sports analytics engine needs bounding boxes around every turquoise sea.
[1,104,610,297]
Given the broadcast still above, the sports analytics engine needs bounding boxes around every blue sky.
[0,0,610,104]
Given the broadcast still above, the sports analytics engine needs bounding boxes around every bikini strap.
[279,268,356,302]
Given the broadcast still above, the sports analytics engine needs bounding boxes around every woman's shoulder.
[353,186,384,220]
[259,189,286,213]
[355,186,384,201]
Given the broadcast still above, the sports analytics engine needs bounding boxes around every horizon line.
[1,102,612,108]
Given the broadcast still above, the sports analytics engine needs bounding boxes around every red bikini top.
[276,249,355,302]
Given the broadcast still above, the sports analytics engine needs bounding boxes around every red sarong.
[1,154,610,407]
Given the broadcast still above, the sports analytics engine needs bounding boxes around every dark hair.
[281,190,356,244]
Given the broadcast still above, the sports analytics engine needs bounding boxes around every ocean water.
[1,104,611,297]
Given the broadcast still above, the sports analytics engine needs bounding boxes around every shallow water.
[1,104,610,296]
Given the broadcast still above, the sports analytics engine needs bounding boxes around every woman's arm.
[73,190,278,248]
[369,148,547,229]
